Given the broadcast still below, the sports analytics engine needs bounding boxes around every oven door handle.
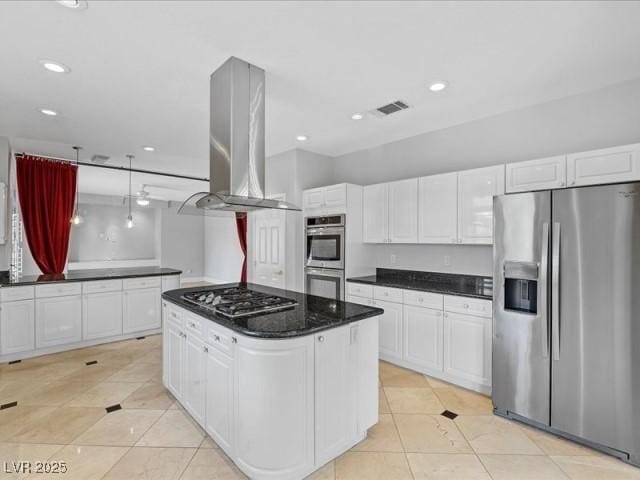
[305,268,344,278]
[306,227,344,235]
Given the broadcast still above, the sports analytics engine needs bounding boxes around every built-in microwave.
[304,267,345,301]
[305,215,345,270]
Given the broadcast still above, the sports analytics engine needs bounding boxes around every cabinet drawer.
[444,295,492,318]
[0,285,35,302]
[346,282,373,298]
[184,312,203,336]
[166,305,186,328]
[36,282,82,298]
[403,290,443,309]
[207,324,233,356]
[373,286,403,304]
[124,276,162,290]
[83,279,123,294]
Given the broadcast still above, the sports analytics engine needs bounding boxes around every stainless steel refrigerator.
[493,182,640,465]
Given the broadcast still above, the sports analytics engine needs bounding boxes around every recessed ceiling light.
[296,135,308,142]
[56,0,88,9]
[40,60,70,74]
[351,113,364,120]
[39,108,58,116]
[429,81,447,92]
[142,146,155,152]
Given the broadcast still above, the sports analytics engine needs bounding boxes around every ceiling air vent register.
[371,100,410,117]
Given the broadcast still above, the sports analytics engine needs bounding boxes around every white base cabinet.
[83,291,123,340]
[0,299,35,354]
[163,301,380,480]
[35,295,82,348]
[123,287,161,333]
[444,311,492,387]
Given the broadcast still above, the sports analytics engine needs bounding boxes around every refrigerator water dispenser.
[503,261,538,314]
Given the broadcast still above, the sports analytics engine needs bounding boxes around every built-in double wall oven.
[304,214,345,300]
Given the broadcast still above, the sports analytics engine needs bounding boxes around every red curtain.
[16,155,77,275]
[235,212,248,283]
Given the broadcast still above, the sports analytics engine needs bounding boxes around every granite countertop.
[163,282,384,339]
[347,268,493,300]
[0,266,182,287]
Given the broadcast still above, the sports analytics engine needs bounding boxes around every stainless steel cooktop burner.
[181,287,298,318]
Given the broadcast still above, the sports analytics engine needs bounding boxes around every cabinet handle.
[231,337,237,344]
[213,334,220,342]
[318,335,325,342]
[203,346,209,353]
[418,298,424,302]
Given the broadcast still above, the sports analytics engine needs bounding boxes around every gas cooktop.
[181,287,298,319]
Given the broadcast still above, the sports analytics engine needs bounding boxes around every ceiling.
[1,1,640,198]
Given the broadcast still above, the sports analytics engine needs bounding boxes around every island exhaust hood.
[179,57,301,213]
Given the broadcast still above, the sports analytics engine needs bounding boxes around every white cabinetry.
[567,143,640,187]
[83,291,123,340]
[403,305,443,372]
[303,184,347,214]
[123,285,161,333]
[35,294,82,348]
[363,183,389,243]
[457,165,504,244]
[374,299,403,361]
[184,332,206,425]
[165,317,184,399]
[506,155,567,193]
[363,179,418,243]
[418,172,458,244]
[162,274,181,292]
[444,311,491,387]
[0,299,35,354]
[205,344,234,453]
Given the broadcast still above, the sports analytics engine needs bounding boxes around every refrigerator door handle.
[551,222,561,361]
[540,222,550,358]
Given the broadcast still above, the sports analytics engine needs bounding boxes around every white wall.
[331,78,640,276]
[203,212,244,284]
[160,205,204,279]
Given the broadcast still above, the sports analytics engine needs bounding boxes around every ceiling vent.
[371,100,409,117]
[90,154,110,165]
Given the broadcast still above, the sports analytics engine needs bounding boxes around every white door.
[505,155,567,193]
[388,178,418,243]
[403,305,443,372]
[251,204,286,288]
[443,311,491,386]
[567,143,640,187]
[457,165,505,244]
[123,287,161,333]
[205,346,234,454]
[315,325,357,465]
[35,295,82,348]
[375,299,403,361]
[82,291,123,340]
[0,300,35,354]
[363,183,389,243]
[418,172,458,244]
[166,320,184,399]
[184,333,206,425]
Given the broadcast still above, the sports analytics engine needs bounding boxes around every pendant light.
[71,146,82,225]
[126,154,134,228]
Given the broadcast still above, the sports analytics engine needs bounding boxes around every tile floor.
[1,335,639,480]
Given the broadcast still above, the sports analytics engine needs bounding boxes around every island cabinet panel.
[165,318,184,399]
[82,291,123,340]
[205,346,234,455]
[357,318,379,433]
[234,334,315,480]
[315,325,358,465]
[123,287,161,333]
[183,333,206,425]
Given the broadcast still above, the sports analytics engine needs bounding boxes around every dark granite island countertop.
[347,268,493,300]
[163,282,384,339]
[0,266,182,287]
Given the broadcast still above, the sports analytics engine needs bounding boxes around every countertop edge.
[346,277,493,301]
[0,268,182,287]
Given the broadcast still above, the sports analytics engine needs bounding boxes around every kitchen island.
[162,283,383,480]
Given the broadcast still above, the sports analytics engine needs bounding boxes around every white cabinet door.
[303,188,325,210]
[403,305,443,372]
[234,335,314,480]
[375,299,403,361]
[161,275,180,293]
[457,165,505,244]
[206,346,234,454]
[567,143,640,187]
[184,333,206,426]
[166,320,184,400]
[315,325,357,465]
[82,291,123,340]
[0,300,35,354]
[505,155,567,193]
[35,295,82,348]
[356,318,379,433]
[363,183,389,243]
[123,287,161,333]
[388,178,418,243]
[324,184,347,208]
[443,312,491,386]
[418,172,458,244]
[346,294,373,306]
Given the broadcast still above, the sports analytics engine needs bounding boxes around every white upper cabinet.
[418,172,458,244]
[506,155,567,193]
[303,184,347,213]
[567,143,640,187]
[388,178,418,243]
[363,183,389,243]
[303,188,325,210]
[457,165,505,245]
[323,184,347,207]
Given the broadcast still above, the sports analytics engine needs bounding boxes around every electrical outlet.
[444,255,451,267]
[390,254,397,265]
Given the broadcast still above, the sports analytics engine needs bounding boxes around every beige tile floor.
[1,336,639,480]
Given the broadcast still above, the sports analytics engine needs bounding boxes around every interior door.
[551,183,640,458]
[493,191,551,425]
[251,203,286,288]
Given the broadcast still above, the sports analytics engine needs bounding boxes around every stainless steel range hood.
[179,57,300,214]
